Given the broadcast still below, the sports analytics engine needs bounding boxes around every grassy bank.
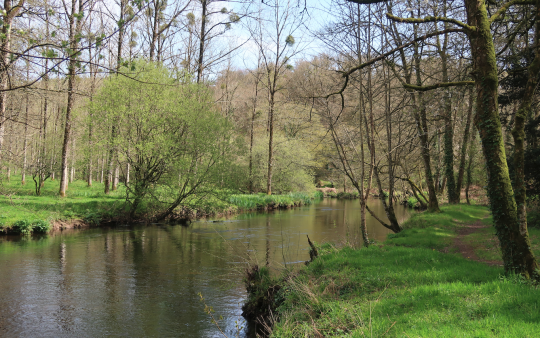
[245,204,540,337]
[0,176,126,233]
[0,175,319,234]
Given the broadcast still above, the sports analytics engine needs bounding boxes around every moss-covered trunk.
[464,0,538,278]
[511,0,540,244]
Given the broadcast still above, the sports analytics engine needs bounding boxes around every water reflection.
[0,198,408,337]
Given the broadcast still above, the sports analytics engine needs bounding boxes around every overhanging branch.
[403,81,474,92]
[386,13,476,32]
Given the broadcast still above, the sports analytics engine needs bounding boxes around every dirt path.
[452,220,503,266]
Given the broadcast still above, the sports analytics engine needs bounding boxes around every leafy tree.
[91,61,236,219]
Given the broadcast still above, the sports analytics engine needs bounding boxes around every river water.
[0,198,408,337]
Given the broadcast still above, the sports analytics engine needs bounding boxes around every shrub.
[407,197,418,208]
[32,220,51,234]
[11,219,33,235]
[82,210,103,226]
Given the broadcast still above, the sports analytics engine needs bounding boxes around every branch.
[490,0,535,23]
[386,13,476,31]
[325,28,464,99]
[365,205,395,231]
[346,0,387,3]
[403,81,474,92]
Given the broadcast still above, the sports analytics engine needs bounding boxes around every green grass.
[464,226,540,262]
[0,175,126,231]
[262,204,540,337]
[386,204,491,250]
[228,192,316,210]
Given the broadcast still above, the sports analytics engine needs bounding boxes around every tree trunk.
[413,23,439,212]
[0,0,23,155]
[196,0,207,83]
[358,7,369,246]
[456,87,474,198]
[249,63,260,194]
[149,0,160,61]
[266,94,275,195]
[464,0,538,278]
[22,72,29,185]
[126,162,130,184]
[59,0,82,197]
[465,131,476,205]
[438,25,458,204]
[113,165,119,190]
[511,0,540,260]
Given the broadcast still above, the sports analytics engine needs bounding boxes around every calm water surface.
[0,198,408,337]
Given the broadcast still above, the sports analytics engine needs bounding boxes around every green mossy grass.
[265,204,540,337]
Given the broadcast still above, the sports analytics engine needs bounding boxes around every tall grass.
[229,192,315,210]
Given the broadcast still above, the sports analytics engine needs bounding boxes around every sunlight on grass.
[262,204,540,338]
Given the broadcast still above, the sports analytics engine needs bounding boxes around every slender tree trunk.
[358,4,369,246]
[59,0,82,197]
[196,0,207,83]
[113,165,119,190]
[383,58,400,230]
[267,94,275,195]
[0,0,23,155]
[22,68,30,185]
[412,21,440,212]
[149,0,160,61]
[456,87,474,197]
[512,0,540,249]
[249,64,260,194]
[437,15,458,204]
[465,131,476,204]
[126,162,130,184]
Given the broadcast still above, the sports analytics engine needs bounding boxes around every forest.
[0,0,539,335]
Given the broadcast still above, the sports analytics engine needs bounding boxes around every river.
[0,198,409,337]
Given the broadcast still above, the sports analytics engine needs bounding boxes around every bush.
[407,197,418,208]
[32,220,51,234]
[11,219,51,235]
[11,219,33,235]
[336,191,359,199]
[82,210,103,226]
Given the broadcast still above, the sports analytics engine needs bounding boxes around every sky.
[221,0,334,70]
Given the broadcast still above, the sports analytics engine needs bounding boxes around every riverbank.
[0,175,320,234]
[244,204,540,337]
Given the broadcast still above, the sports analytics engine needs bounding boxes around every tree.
[91,61,236,219]
[249,0,303,195]
[59,0,86,197]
